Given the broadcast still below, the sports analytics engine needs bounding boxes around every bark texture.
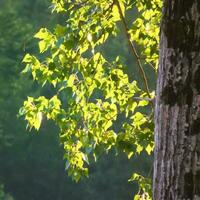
[154,0,200,199]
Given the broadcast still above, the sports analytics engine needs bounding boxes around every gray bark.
[154,0,200,199]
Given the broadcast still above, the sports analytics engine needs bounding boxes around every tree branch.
[132,97,154,103]
[114,0,152,99]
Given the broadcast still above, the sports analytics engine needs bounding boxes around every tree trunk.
[153,0,200,199]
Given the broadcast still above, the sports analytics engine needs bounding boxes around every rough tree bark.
[154,0,200,199]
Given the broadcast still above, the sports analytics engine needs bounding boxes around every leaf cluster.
[21,0,161,195]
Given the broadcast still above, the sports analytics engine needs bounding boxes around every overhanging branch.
[114,0,152,99]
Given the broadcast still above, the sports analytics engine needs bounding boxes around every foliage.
[0,184,14,200]
[129,0,162,67]
[21,0,162,198]
[129,173,152,200]
[0,0,149,199]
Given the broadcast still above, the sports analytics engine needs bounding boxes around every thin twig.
[114,0,152,100]
[132,97,154,103]
[148,62,157,73]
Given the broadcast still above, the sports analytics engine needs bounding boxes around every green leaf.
[34,28,50,39]
[22,54,33,63]
[112,5,120,22]
[38,40,48,53]
[34,112,43,130]
[68,74,76,87]
[145,144,154,155]
[134,194,140,200]
[127,151,134,159]
[138,100,149,107]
